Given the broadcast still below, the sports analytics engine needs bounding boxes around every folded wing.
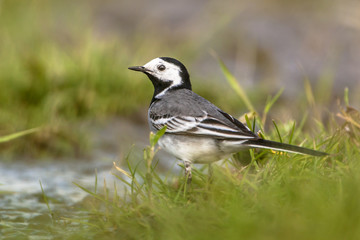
[150,110,258,140]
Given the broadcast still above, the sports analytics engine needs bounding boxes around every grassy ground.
[3,46,360,240]
[37,88,359,240]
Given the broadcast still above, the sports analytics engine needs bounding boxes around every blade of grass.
[112,172,133,188]
[113,161,145,198]
[174,180,186,202]
[272,120,283,143]
[344,87,349,106]
[73,181,124,211]
[113,162,133,179]
[39,180,54,222]
[252,116,256,133]
[213,53,256,113]
[262,88,284,126]
[125,146,135,175]
[289,121,296,144]
[245,114,252,131]
[298,111,309,132]
[0,127,41,143]
[95,169,98,194]
[73,182,102,199]
[150,126,167,146]
[113,181,119,205]
[304,78,315,107]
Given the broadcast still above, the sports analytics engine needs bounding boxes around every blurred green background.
[0,0,359,158]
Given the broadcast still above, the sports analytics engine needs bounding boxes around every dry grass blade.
[337,106,360,129]
[304,78,315,108]
[113,162,133,179]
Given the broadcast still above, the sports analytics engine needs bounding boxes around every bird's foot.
[184,161,192,185]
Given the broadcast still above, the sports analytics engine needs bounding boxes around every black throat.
[146,73,173,103]
[146,68,192,104]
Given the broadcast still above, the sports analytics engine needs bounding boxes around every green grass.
[0,127,40,143]
[55,86,359,240]
[3,45,359,239]
[67,115,358,240]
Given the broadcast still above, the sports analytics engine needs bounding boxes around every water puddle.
[0,160,115,238]
[0,118,180,238]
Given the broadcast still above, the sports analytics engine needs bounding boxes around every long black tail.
[244,139,328,157]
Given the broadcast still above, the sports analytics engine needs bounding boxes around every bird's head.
[129,57,192,98]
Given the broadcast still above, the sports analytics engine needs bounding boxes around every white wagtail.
[129,57,328,183]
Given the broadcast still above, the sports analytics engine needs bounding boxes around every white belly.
[158,134,232,163]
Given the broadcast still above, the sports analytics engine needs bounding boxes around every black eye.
[157,64,166,71]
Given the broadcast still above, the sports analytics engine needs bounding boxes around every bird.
[128,57,328,183]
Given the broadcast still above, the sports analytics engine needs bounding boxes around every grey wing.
[149,110,258,140]
[149,89,258,140]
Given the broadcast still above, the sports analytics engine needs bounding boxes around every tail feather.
[244,139,328,157]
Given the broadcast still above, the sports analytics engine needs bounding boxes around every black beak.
[128,66,151,73]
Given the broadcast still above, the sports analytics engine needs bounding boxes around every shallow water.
[0,118,181,238]
[0,160,115,238]
[0,118,148,238]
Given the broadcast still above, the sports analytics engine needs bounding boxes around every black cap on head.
[159,57,191,90]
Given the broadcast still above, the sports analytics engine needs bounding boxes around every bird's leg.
[184,160,192,184]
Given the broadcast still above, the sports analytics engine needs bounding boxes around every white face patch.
[143,58,183,88]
